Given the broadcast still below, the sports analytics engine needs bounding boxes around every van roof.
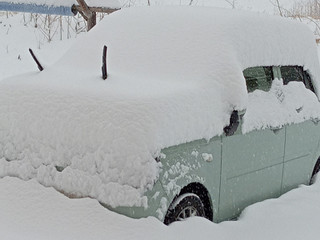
[58,6,320,98]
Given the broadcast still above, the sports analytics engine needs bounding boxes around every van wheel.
[164,193,205,225]
[310,158,320,185]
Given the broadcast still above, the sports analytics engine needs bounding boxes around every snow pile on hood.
[2,0,121,8]
[0,7,319,208]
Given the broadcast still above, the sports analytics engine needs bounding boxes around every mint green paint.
[102,66,320,224]
[273,66,282,79]
[103,120,320,223]
[101,180,167,221]
[282,120,320,192]
[104,119,320,223]
[218,125,285,221]
[159,136,222,222]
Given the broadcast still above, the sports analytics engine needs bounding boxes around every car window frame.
[243,65,316,96]
[278,65,316,94]
[243,66,274,93]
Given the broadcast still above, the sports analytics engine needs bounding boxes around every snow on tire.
[164,193,205,225]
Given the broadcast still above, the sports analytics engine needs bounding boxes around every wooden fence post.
[102,45,108,80]
[76,0,96,31]
[72,2,120,31]
[29,48,44,71]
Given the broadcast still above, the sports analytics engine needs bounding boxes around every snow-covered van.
[1,6,320,224]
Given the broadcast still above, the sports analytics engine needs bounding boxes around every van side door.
[279,66,320,192]
[218,66,285,221]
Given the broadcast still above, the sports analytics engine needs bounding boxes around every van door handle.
[271,127,282,134]
[312,119,320,125]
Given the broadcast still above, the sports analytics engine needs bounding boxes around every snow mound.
[0,7,320,208]
[1,176,320,239]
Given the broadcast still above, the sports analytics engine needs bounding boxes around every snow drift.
[0,6,320,208]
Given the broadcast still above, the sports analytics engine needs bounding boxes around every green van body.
[105,66,320,223]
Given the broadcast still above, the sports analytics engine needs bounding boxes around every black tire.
[310,158,320,185]
[164,193,205,225]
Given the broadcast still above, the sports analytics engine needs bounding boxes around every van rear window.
[280,66,315,93]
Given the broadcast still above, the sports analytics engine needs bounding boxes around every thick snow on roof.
[57,6,320,96]
[0,6,320,207]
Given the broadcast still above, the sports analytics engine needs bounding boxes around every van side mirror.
[223,109,245,136]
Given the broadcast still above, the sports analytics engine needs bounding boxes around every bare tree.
[224,0,237,9]
[121,0,136,7]
[272,0,284,16]
[269,0,320,41]
[269,0,296,18]
[277,0,320,19]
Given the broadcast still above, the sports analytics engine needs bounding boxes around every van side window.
[280,66,315,93]
[243,66,273,93]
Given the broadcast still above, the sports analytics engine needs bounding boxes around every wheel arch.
[310,156,320,184]
[170,182,213,221]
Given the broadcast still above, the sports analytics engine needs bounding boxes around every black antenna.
[29,48,44,72]
[102,45,108,80]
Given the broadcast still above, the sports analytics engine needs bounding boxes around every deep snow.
[1,176,320,240]
[1,3,320,239]
[0,12,77,80]
[1,7,320,209]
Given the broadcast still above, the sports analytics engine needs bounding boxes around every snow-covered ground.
[1,176,320,240]
[0,12,77,80]
[0,1,315,81]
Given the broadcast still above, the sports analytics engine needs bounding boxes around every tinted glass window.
[243,67,273,93]
[280,66,315,93]
[281,66,303,84]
